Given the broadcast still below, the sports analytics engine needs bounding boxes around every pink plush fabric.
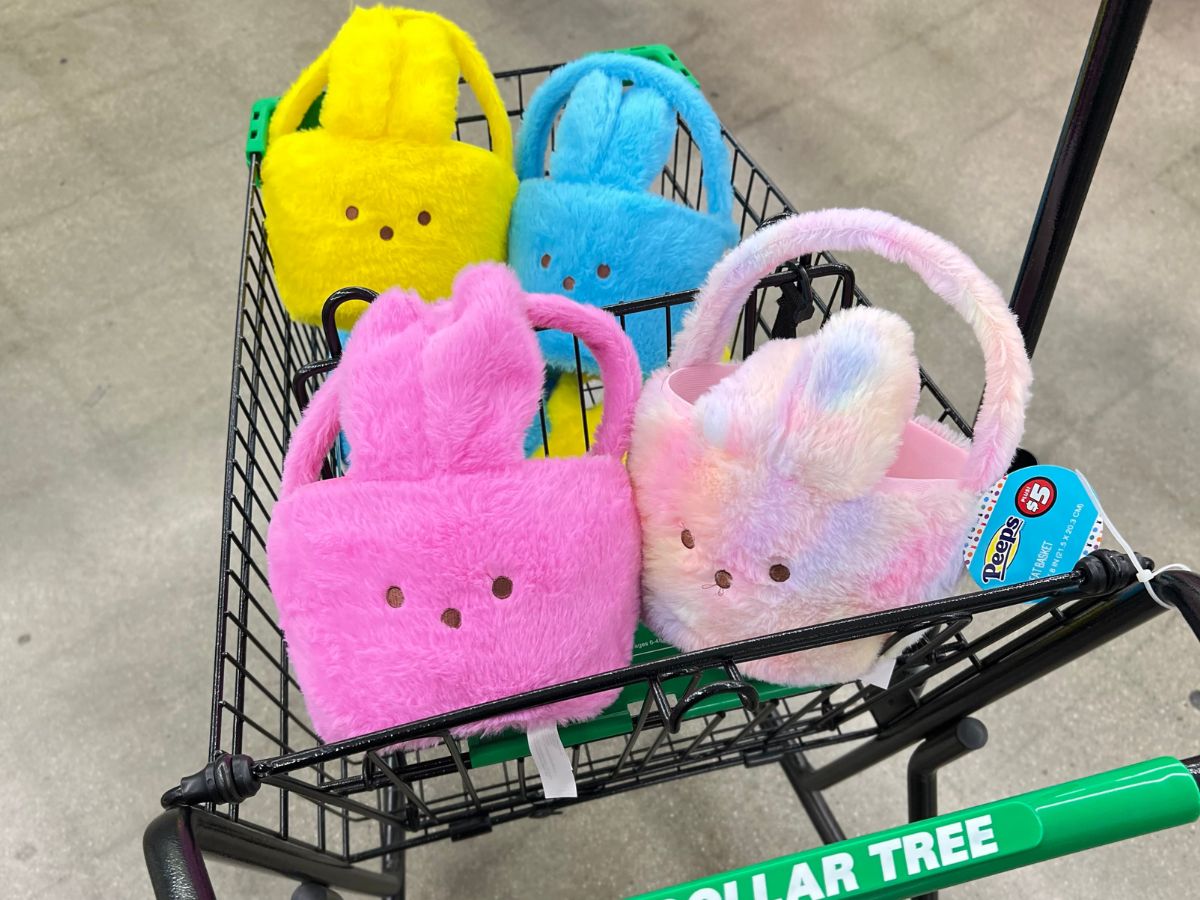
[268,264,642,745]
[628,209,1032,687]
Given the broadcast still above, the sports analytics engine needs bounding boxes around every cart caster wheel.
[1008,447,1038,473]
[292,883,344,900]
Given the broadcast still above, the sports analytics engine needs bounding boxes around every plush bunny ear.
[418,265,545,473]
[549,72,676,191]
[342,287,426,354]
[385,16,459,142]
[319,7,401,138]
[319,8,458,142]
[340,266,543,481]
[696,308,920,500]
[337,289,435,483]
[782,308,921,498]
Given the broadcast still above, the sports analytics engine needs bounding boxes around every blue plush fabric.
[335,328,353,471]
[510,55,738,375]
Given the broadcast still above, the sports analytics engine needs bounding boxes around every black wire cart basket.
[146,4,1200,898]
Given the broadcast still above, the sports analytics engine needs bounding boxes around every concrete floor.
[2,0,1199,897]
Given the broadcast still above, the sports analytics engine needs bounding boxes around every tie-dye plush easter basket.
[148,23,1200,900]
[629,208,1033,689]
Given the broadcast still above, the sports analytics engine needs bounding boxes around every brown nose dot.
[681,529,695,549]
[596,263,611,279]
[492,576,514,599]
[379,225,394,241]
[385,586,405,608]
[562,276,575,291]
[540,253,551,269]
[417,210,431,226]
[441,608,462,629]
[769,564,791,583]
[714,570,732,589]
[345,205,359,220]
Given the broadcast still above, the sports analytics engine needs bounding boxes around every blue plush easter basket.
[508,53,739,375]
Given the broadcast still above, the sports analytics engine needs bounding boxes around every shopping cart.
[145,2,1200,897]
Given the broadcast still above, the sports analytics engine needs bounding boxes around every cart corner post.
[1009,0,1153,355]
[144,808,217,900]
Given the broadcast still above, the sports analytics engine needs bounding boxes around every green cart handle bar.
[631,756,1200,900]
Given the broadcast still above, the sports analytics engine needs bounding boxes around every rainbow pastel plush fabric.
[509,53,738,376]
[267,265,642,743]
[261,6,518,328]
[628,209,1032,687]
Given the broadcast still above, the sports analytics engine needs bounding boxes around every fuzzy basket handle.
[280,367,346,496]
[525,292,642,459]
[670,209,1033,493]
[515,53,732,220]
[268,6,513,165]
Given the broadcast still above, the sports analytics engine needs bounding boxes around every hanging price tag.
[964,465,1103,590]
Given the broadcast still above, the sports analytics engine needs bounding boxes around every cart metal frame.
[146,3,1200,898]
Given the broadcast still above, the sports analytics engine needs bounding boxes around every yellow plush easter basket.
[261,6,518,328]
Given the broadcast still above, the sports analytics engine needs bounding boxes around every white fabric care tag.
[862,655,896,689]
[527,724,577,799]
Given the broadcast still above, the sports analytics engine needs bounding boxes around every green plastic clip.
[613,43,701,88]
[244,93,324,166]
[245,97,277,166]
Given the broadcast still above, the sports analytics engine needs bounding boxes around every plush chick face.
[630,309,968,688]
[636,403,857,650]
[510,180,735,372]
[509,70,737,374]
[263,135,518,329]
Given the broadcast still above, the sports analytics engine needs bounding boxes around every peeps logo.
[980,517,1023,584]
[965,465,1103,591]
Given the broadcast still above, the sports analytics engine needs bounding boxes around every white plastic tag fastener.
[862,655,897,690]
[527,724,577,799]
[1077,473,1193,611]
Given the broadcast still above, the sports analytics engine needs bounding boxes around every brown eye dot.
[680,529,695,549]
[540,253,551,269]
[417,210,431,226]
[769,564,791,583]
[714,570,733,589]
[491,576,513,599]
[379,225,394,241]
[562,276,575,291]
[596,263,611,279]
[345,205,359,220]
[441,608,462,628]
[385,586,405,607]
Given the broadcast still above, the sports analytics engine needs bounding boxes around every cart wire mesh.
[196,63,1167,872]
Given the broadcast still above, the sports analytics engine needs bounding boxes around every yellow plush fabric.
[262,7,518,328]
[530,373,605,458]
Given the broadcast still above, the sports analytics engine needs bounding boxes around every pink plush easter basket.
[628,209,1033,688]
[266,264,642,745]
